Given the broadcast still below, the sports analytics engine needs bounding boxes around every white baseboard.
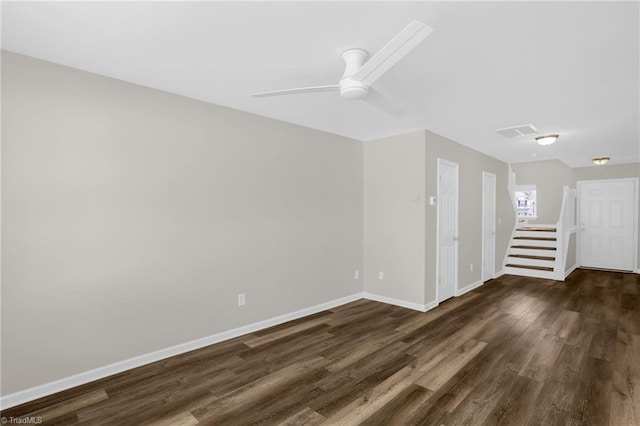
[423,299,439,311]
[494,269,505,279]
[363,292,434,313]
[0,292,364,410]
[564,264,578,278]
[456,279,484,297]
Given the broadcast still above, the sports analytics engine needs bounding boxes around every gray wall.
[363,132,425,305]
[511,160,576,224]
[425,131,514,303]
[572,162,639,181]
[2,52,363,395]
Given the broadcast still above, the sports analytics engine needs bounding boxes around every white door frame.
[482,171,496,282]
[436,158,459,303]
[576,178,638,272]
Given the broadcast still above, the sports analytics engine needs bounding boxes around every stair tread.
[506,264,554,272]
[511,245,556,250]
[509,254,556,261]
[514,236,557,241]
[516,227,557,232]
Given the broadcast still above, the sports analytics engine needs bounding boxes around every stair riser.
[510,248,556,257]
[504,267,557,280]
[515,231,557,239]
[519,223,557,228]
[511,239,557,248]
[507,258,556,268]
[507,223,561,280]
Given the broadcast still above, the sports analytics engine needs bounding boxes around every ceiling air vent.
[496,124,540,138]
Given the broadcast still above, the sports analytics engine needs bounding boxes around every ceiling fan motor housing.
[340,49,370,99]
[339,78,369,99]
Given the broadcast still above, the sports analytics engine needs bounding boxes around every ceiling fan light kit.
[252,20,433,115]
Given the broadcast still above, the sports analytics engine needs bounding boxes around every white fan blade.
[352,20,432,86]
[252,85,340,98]
[364,89,407,117]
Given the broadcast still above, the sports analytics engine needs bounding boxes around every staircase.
[505,225,558,279]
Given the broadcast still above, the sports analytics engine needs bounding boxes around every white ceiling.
[2,1,639,168]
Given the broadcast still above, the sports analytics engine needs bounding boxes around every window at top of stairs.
[515,185,537,219]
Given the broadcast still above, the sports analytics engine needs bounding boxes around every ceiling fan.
[252,20,433,116]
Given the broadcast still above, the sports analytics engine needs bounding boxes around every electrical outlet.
[354,270,360,280]
[378,271,384,280]
[238,293,246,306]
[470,263,474,272]
[498,217,502,225]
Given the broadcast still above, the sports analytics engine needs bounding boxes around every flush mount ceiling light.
[591,157,610,165]
[535,134,559,146]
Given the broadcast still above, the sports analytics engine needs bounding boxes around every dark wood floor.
[2,269,639,425]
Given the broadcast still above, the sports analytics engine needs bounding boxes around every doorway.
[578,178,638,271]
[437,158,459,302]
[482,172,496,282]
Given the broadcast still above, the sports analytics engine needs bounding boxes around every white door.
[437,159,459,302]
[482,172,496,282]
[578,179,637,271]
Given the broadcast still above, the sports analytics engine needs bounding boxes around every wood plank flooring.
[2,269,639,425]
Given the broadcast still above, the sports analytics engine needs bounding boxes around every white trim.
[564,264,578,278]
[494,269,505,279]
[435,160,440,305]
[577,178,639,273]
[423,299,439,311]
[363,292,437,313]
[482,171,497,283]
[515,184,537,191]
[436,158,459,303]
[456,279,483,297]
[0,292,363,409]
